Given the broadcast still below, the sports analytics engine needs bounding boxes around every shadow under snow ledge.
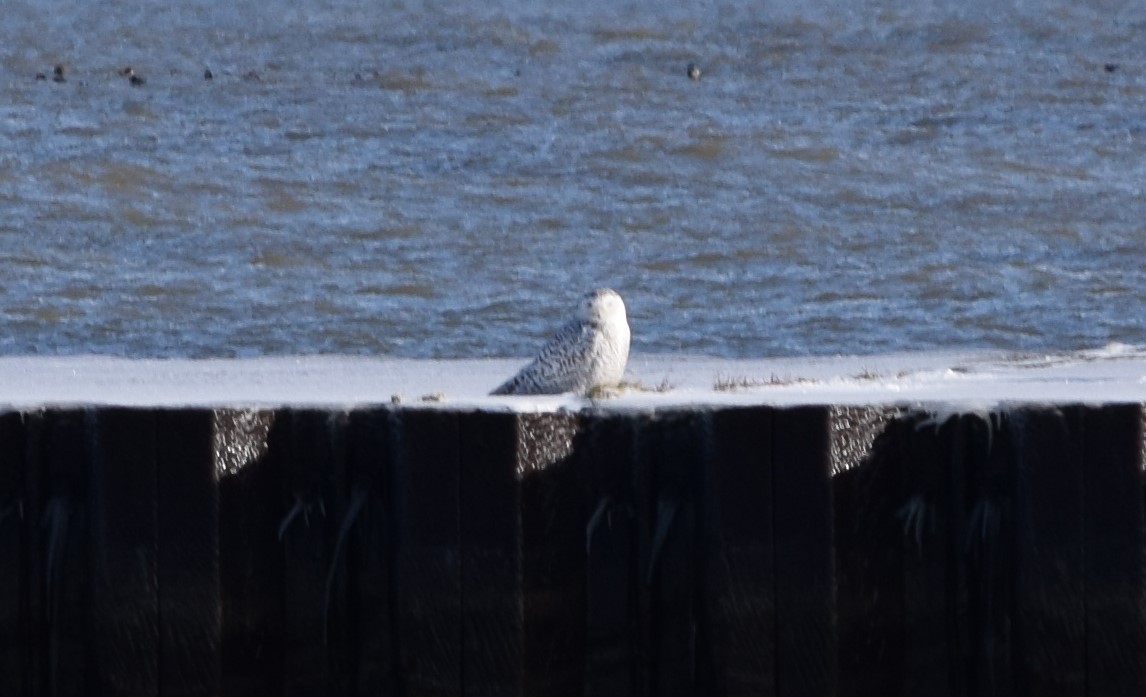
[0,343,1143,409]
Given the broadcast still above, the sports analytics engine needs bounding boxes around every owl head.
[579,288,627,324]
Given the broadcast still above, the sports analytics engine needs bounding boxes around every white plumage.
[491,288,631,396]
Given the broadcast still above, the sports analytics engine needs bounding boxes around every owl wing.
[490,319,598,395]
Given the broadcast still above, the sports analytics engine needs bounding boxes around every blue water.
[1,0,1144,358]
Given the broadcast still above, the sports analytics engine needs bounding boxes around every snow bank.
[0,345,1142,410]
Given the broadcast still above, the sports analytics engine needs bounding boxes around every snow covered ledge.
[0,344,1143,408]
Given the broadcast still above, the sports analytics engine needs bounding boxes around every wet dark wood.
[834,417,903,697]
[520,414,585,697]
[19,413,47,697]
[1013,408,1085,697]
[962,414,1015,697]
[220,410,285,697]
[459,411,525,697]
[704,407,776,697]
[39,410,91,696]
[772,406,835,697]
[392,409,462,697]
[90,408,160,697]
[1084,404,1146,696]
[279,409,342,697]
[899,415,965,697]
[345,408,396,697]
[642,412,703,697]
[317,409,355,696]
[157,409,221,697]
[0,403,1145,697]
[0,412,28,697]
[581,414,638,697]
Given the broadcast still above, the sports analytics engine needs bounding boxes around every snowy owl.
[491,288,631,396]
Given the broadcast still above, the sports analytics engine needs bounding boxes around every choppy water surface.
[1,0,1144,358]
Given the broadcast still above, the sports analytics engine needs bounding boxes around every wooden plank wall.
[0,404,1141,696]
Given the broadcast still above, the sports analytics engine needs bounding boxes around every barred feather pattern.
[491,289,630,396]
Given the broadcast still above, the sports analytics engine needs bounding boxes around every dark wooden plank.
[961,413,1015,697]
[392,408,462,697]
[772,406,835,697]
[643,411,703,697]
[1084,404,1146,695]
[220,409,286,697]
[279,409,341,697]
[22,412,50,697]
[31,411,92,696]
[833,415,903,697]
[459,411,524,697]
[316,410,354,697]
[157,409,221,697]
[632,412,655,697]
[89,407,160,697]
[1013,407,1085,697]
[24,410,56,692]
[520,413,585,697]
[581,413,638,697]
[38,410,92,696]
[345,408,397,696]
[0,412,28,697]
[899,414,964,697]
[702,406,775,697]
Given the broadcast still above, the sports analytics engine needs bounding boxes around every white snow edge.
[0,345,1142,411]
